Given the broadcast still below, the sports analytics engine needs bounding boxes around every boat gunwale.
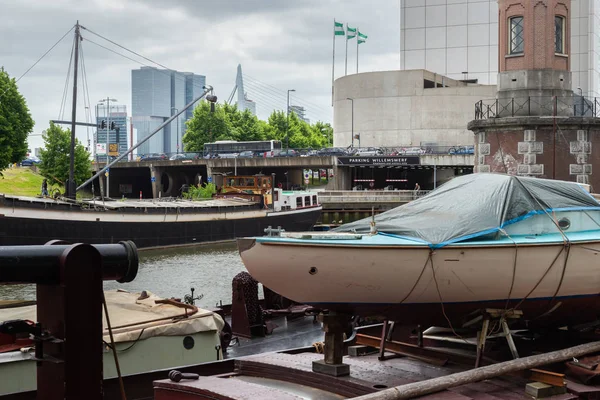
[254,237,600,250]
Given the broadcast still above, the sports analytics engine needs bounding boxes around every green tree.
[312,121,333,148]
[184,102,268,150]
[267,110,287,141]
[233,109,265,142]
[0,68,34,172]
[38,122,91,188]
[184,100,335,151]
[183,101,231,151]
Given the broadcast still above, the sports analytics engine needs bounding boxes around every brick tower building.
[468,0,600,187]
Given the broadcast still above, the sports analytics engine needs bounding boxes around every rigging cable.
[80,26,213,96]
[0,26,75,102]
[58,33,76,120]
[79,42,89,120]
[81,36,210,98]
[243,77,332,122]
[242,80,332,123]
[79,41,94,150]
[102,290,127,400]
[498,228,519,311]
[81,25,171,70]
[428,251,468,342]
[244,74,333,116]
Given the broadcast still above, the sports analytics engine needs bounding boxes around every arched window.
[509,16,524,54]
[555,16,566,54]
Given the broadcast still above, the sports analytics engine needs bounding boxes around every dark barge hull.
[0,200,321,249]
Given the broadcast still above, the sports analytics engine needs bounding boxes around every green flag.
[358,31,367,44]
[347,26,357,39]
[334,21,345,36]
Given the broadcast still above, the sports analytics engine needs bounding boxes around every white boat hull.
[238,238,600,328]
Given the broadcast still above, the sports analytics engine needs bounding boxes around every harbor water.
[0,242,248,309]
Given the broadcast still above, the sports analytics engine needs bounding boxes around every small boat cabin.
[215,175,320,212]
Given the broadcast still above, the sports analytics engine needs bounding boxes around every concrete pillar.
[150,166,162,199]
[289,169,303,189]
[206,165,214,186]
[331,166,351,190]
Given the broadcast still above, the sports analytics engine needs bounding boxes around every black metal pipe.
[0,241,138,284]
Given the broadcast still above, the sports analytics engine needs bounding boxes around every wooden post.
[352,340,600,400]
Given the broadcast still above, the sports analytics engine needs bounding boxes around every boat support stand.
[312,312,351,377]
[464,308,522,368]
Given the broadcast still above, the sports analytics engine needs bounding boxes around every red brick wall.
[498,0,570,72]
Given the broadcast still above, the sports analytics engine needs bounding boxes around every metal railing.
[475,96,600,120]
[123,146,475,163]
[319,190,430,203]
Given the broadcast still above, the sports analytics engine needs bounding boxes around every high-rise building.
[289,105,310,124]
[96,104,128,160]
[184,73,207,120]
[399,0,600,97]
[132,67,206,154]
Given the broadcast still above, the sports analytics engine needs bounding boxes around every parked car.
[169,153,199,161]
[317,147,349,156]
[139,153,168,161]
[238,151,255,158]
[393,147,426,156]
[274,149,299,157]
[448,146,475,155]
[20,157,41,166]
[302,149,319,157]
[351,147,383,156]
[217,152,239,159]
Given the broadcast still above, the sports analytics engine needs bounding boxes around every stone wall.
[468,117,600,189]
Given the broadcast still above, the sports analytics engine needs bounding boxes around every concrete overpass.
[96,154,474,198]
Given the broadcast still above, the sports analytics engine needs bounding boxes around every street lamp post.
[347,97,354,147]
[98,97,117,198]
[577,87,583,116]
[171,107,179,153]
[286,89,295,149]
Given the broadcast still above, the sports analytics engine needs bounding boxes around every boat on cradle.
[0,290,225,396]
[0,175,321,249]
[238,173,600,329]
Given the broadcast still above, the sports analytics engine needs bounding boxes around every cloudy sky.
[1,0,402,151]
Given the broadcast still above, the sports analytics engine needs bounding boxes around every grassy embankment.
[0,167,46,196]
[0,167,92,198]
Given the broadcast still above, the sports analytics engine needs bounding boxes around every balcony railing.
[474,96,600,120]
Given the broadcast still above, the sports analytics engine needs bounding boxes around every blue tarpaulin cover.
[333,173,600,248]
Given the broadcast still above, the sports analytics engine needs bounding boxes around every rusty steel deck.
[153,351,600,399]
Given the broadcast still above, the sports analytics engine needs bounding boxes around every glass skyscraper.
[96,104,128,160]
[132,67,206,155]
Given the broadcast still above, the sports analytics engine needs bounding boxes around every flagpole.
[332,18,336,106]
[345,23,349,76]
[356,27,359,73]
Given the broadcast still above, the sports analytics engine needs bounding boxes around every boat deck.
[224,315,325,359]
[0,194,259,211]
[154,351,600,399]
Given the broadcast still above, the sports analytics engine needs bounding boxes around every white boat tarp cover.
[334,173,600,248]
[0,290,224,343]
